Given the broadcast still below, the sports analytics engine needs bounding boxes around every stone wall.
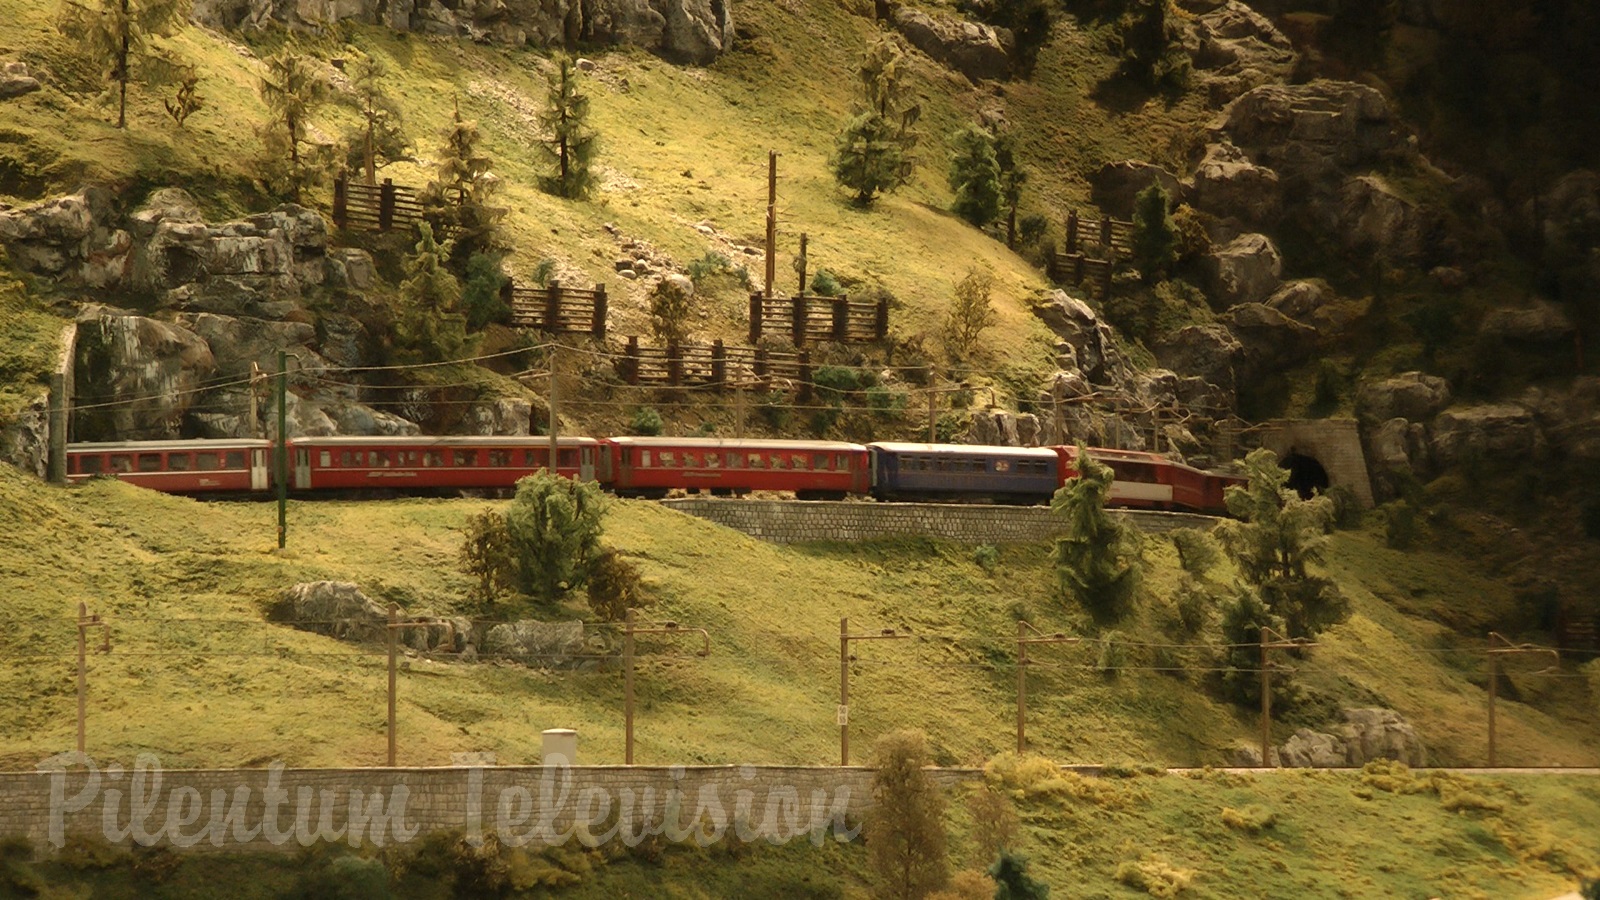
[2,761,981,855]
[661,499,1217,544]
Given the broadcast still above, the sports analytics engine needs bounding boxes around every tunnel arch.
[1282,451,1330,500]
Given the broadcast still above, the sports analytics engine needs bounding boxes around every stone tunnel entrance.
[1281,451,1331,499]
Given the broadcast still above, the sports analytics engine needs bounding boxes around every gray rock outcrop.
[1220,81,1411,187]
[1355,372,1452,424]
[1152,324,1242,394]
[484,619,589,666]
[1277,708,1426,768]
[1333,174,1437,263]
[73,309,217,441]
[1205,232,1282,307]
[1185,142,1282,230]
[1429,404,1545,466]
[1091,161,1181,221]
[1182,0,1296,106]
[0,187,128,285]
[1366,416,1430,482]
[1031,290,1133,388]
[1223,302,1317,379]
[1479,300,1576,346]
[893,8,1012,83]
[0,61,42,99]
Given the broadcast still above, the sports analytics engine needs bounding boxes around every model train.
[64,435,1244,514]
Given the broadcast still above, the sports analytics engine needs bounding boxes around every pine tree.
[832,38,920,206]
[424,103,506,270]
[994,132,1027,248]
[257,51,328,202]
[57,0,188,128]
[395,223,469,364]
[504,470,608,603]
[947,125,1002,228]
[1129,183,1178,282]
[345,53,405,185]
[866,730,949,900]
[1051,445,1141,624]
[538,55,598,200]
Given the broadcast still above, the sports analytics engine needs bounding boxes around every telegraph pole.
[624,608,710,764]
[276,350,287,549]
[547,347,560,474]
[1258,626,1311,768]
[386,603,435,766]
[764,151,778,299]
[839,617,909,765]
[1016,621,1079,754]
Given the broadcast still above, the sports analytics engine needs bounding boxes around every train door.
[251,449,269,491]
[294,448,312,489]
[580,446,596,482]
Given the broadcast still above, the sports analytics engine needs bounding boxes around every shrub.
[687,251,735,285]
[1129,183,1178,282]
[966,786,1018,863]
[810,268,843,297]
[945,269,997,361]
[1172,579,1214,636]
[649,276,695,345]
[1095,631,1128,679]
[459,508,515,606]
[504,471,607,603]
[629,406,664,436]
[462,253,510,330]
[1051,447,1141,624]
[288,852,393,900]
[1384,499,1419,549]
[1220,805,1277,834]
[1114,857,1194,898]
[1168,528,1219,576]
[973,543,999,575]
[585,549,647,623]
[867,731,949,900]
[948,125,1002,228]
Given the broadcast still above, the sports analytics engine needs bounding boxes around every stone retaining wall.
[661,499,1216,544]
[3,760,981,855]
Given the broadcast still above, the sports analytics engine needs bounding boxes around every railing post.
[333,176,348,230]
[791,295,807,348]
[501,277,517,324]
[546,280,563,334]
[1066,210,1079,255]
[832,297,849,342]
[1074,254,1086,284]
[749,293,763,345]
[754,347,769,391]
[1046,241,1059,282]
[874,296,889,341]
[592,284,608,339]
[379,179,396,232]
[798,350,812,402]
[1099,215,1113,252]
[667,341,683,386]
[712,339,727,389]
[624,335,640,385]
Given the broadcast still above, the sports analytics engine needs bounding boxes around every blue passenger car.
[867,442,1060,503]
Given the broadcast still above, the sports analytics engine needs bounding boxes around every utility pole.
[1016,621,1079,754]
[839,617,909,765]
[764,151,778,299]
[734,382,747,439]
[276,350,287,550]
[1258,627,1311,768]
[386,603,436,766]
[926,374,938,443]
[624,608,710,765]
[797,233,809,296]
[76,603,106,754]
[1486,632,1559,767]
[547,347,560,475]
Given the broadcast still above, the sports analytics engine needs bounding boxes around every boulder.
[1204,233,1282,307]
[1355,372,1451,424]
[1031,290,1132,387]
[1219,81,1410,186]
[0,388,49,479]
[1223,303,1316,375]
[1334,175,1435,263]
[181,313,319,380]
[463,397,534,436]
[0,187,120,278]
[483,619,588,666]
[1152,324,1241,393]
[1182,0,1295,106]
[1332,708,1426,767]
[72,310,217,441]
[1429,404,1544,466]
[323,401,421,437]
[966,409,1040,447]
[1185,142,1281,227]
[1277,728,1347,768]
[1479,300,1576,345]
[893,8,1012,83]
[0,60,42,99]
[1366,416,1429,480]
[326,247,376,291]
[1090,161,1181,220]
[269,582,389,643]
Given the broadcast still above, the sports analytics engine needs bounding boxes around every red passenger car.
[1053,445,1237,515]
[601,437,871,500]
[289,436,602,491]
[66,440,271,493]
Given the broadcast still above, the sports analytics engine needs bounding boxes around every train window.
[641,450,652,467]
[746,453,765,469]
[320,451,332,468]
[196,452,219,471]
[79,455,102,475]
[400,451,419,466]
[341,451,356,467]
[453,450,476,467]
[224,451,246,469]
[136,454,161,473]
[704,453,721,469]
[659,451,676,467]
[770,454,787,470]
[559,449,579,467]
[425,451,444,467]
[109,454,132,473]
[682,451,701,468]
[813,453,829,470]
[168,453,191,471]
[489,450,510,467]
[1120,463,1158,482]
[790,454,807,470]
[726,452,743,468]
[835,453,848,470]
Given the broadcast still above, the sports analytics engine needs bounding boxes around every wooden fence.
[332,177,427,234]
[747,293,889,346]
[1064,210,1132,258]
[617,337,812,399]
[503,279,608,338]
[1046,252,1115,301]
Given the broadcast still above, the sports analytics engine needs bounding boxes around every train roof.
[289,435,600,446]
[605,437,867,451]
[868,442,1059,458]
[68,439,272,452]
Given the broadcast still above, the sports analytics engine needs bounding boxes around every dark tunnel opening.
[1282,452,1330,500]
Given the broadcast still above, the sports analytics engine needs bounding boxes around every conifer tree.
[1051,445,1141,624]
[1129,183,1178,282]
[947,125,1001,228]
[58,0,188,128]
[994,131,1027,248]
[395,223,469,364]
[424,102,506,270]
[345,53,405,185]
[504,470,608,603]
[538,55,598,200]
[258,51,328,202]
[832,38,920,206]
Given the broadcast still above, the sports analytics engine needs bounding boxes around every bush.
[945,269,997,361]
[459,508,515,606]
[687,251,735,285]
[966,786,1019,864]
[810,268,843,297]
[586,549,647,622]
[867,731,949,900]
[1114,857,1193,898]
[288,852,393,900]
[1052,447,1141,624]
[1220,805,1277,834]
[504,471,607,603]
[973,543,999,575]
[629,406,664,436]
[649,277,694,345]
[1168,527,1219,576]
[461,253,511,330]
[1384,499,1419,549]
[1095,631,1128,679]
[947,125,1002,228]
